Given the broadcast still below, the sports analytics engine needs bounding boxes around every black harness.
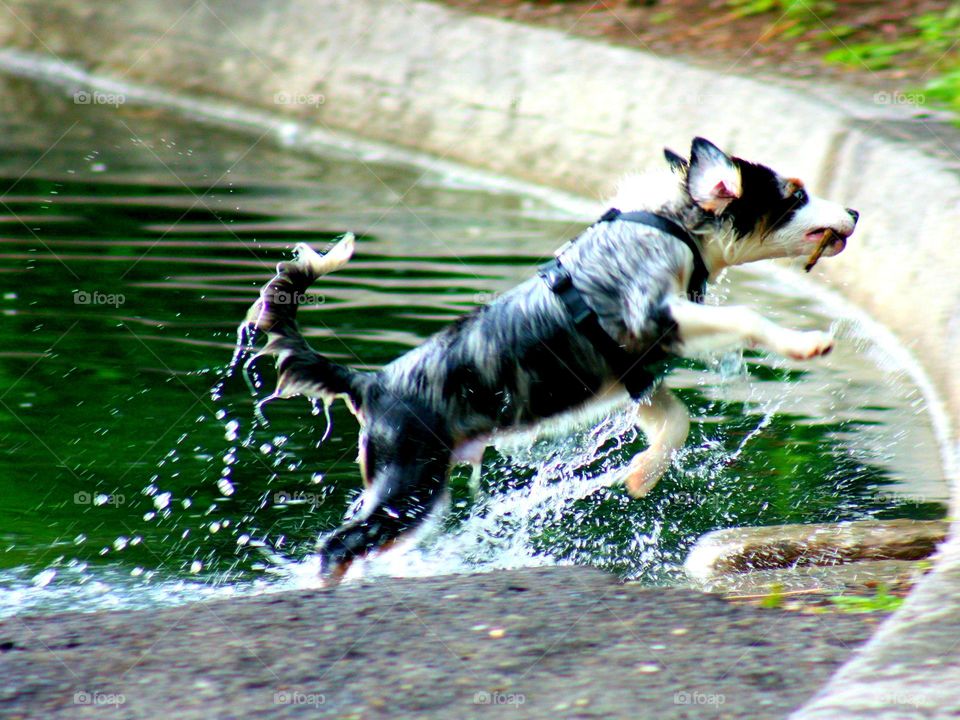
[538,208,709,399]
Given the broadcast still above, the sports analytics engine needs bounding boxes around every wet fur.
[242,137,858,583]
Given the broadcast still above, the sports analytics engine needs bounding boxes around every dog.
[241,137,858,584]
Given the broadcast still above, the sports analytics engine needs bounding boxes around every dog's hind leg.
[621,382,690,498]
[316,393,452,585]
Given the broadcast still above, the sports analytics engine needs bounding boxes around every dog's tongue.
[804,229,835,272]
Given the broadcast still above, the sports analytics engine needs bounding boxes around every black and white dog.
[243,137,858,583]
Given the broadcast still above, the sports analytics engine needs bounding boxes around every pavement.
[0,566,886,719]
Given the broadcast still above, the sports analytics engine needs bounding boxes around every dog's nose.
[846,208,859,224]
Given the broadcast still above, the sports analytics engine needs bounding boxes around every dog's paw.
[776,329,834,361]
[622,450,670,498]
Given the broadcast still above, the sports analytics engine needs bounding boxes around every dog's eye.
[791,187,808,205]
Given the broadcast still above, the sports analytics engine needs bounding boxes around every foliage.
[828,584,904,614]
[759,583,785,609]
[727,0,835,38]
[726,1,960,115]
[823,8,960,71]
[824,6,960,113]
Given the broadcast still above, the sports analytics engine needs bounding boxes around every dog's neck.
[609,169,789,277]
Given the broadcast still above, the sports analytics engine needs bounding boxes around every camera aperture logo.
[73,90,125,107]
[73,290,125,307]
[274,91,325,108]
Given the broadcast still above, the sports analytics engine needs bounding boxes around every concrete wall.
[6,0,957,452]
[2,0,958,715]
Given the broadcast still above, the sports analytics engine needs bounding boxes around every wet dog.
[242,137,858,584]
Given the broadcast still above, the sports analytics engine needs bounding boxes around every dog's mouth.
[803,227,849,271]
[805,227,849,249]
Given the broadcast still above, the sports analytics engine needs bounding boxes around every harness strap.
[537,209,710,399]
[605,208,708,303]
[538,256,658,398]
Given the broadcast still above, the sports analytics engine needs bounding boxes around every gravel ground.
[0,566,887,719]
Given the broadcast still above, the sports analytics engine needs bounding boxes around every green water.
[0,75,947,615]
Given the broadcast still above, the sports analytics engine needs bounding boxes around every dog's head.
[662,137,858,269]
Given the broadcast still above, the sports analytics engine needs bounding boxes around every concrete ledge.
[0,567,884,719]
[685,520,949,580]
[1,1,958,716]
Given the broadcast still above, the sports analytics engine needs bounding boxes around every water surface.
[0,75,947,616]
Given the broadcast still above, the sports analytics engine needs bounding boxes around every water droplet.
[189,560,202,574]
[32,569,56,588]
[153,492,171,510]
[217,478,235,496]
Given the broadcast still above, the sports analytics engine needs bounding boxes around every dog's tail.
[242,234,366,410]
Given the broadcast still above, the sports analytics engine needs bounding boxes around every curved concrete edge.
[0,1,957,716]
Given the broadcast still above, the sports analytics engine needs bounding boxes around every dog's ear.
[687,137,741,214]
[663,148,688,173]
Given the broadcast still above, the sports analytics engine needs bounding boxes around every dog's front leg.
[666,298,834,360]
[622,382,690,498]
